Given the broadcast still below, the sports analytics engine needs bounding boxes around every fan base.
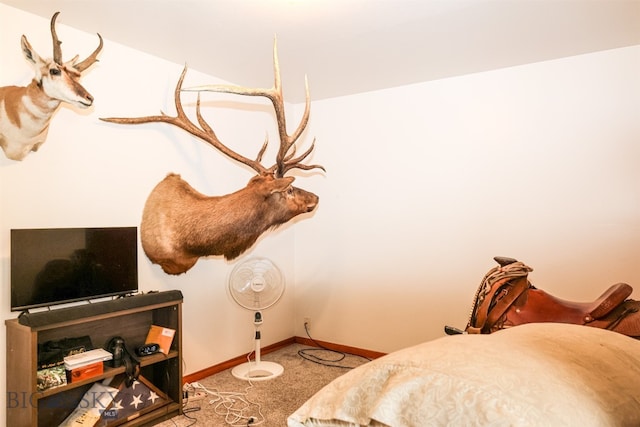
[231,361,284,381]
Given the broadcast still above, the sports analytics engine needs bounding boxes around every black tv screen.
[11,227,138,311]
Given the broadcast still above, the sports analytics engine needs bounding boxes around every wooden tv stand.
[6,291,183,427]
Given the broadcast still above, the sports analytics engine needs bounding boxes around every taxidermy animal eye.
[49,68,61,76]
[287,187,294,195]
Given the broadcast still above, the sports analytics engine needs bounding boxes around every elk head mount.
[101,40,324,275]
[0,12,103,161]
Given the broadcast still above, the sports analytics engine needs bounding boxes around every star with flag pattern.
[131,393,143,409]
[111,399,124,411]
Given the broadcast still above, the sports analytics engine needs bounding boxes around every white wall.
[1,3,639,422]
[295,44,640,352]
[0,4,307,419]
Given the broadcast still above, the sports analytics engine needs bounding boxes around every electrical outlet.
[183,382,207,402]
[188,391,207,401]
[304,317,311,333]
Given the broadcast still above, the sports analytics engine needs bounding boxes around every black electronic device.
[136,343,160,356]
[10,227,138,311]
[106,336,140,387]
[107,336,126,368]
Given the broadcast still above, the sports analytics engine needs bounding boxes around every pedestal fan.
[228,257,285,381]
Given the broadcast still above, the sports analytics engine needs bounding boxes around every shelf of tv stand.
[37,350,179,399]
[6,290,183,427]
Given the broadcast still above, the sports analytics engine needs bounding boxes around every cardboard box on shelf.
[66,360,104,383]
[145,325,176,355]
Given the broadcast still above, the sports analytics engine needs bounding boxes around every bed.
[288,323,640,427]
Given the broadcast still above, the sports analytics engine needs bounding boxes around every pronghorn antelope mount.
[0,12,103,161]
[101,40,324,275]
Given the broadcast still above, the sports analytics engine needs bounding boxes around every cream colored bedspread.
[288,323,640,427]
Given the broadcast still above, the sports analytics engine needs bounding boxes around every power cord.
[169,406,198,427]
[184,380,265,427]
[175,382,200,426]
[298,322,372,369]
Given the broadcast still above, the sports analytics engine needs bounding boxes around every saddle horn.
[494,256,518,267]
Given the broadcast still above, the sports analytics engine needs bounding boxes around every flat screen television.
[11,227,138,311]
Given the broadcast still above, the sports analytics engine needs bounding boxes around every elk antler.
[185,38,323,177]
[101,38,324,178]
[50,11,103,71]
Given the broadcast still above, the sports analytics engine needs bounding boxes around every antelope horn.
[51,11,62,65]
[74,33,104,71]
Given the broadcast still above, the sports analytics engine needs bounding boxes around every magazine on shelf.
[58,381,118,426]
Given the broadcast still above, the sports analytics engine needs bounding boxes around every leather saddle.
[464,256,640,337]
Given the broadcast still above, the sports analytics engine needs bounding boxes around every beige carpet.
[155,343,370,427]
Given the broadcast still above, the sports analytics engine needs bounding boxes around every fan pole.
[231,311,284,381]
[255,329,262,364]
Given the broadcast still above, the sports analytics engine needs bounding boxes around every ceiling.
[3,0,640,102]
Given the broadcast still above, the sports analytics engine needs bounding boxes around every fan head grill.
[229,257,284,310]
